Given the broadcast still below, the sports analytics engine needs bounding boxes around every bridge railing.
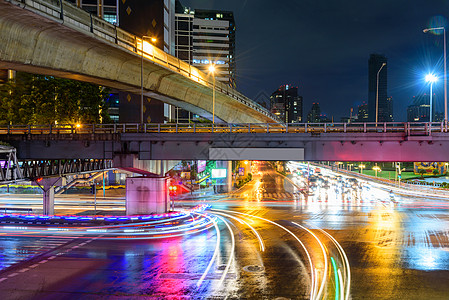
[0,122,447,135]
[13,0,278,122]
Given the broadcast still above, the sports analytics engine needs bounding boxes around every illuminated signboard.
[211,168,227,179]
[197,160,207,173]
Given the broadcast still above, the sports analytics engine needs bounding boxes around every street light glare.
[151,37,157,43]
[209,64,215,73]
[425,74,438,83]
[423,26,445,34]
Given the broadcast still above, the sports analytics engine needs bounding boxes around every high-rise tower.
[270,85,303,123]
[175,1,236,87]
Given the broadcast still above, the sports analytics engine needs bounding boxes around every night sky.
[183,0,449,121]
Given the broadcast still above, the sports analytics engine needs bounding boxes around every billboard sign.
[197,160,207,173]
[211,168,227,179]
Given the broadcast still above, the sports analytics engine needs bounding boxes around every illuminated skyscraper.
[270,85,303,123]
[307,103,322,123]
[175,1,236,87]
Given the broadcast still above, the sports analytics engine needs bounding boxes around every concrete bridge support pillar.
[36,177,61,216]
[125,176,169,215]
[215,161,233,193]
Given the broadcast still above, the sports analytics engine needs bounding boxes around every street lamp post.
[373,164,381,177]
[424,27,447,124]
[141,36,156,124]
[359,164,365,174]
[425,74,438,122]
[376,62,387,124]
[209,64,216,124]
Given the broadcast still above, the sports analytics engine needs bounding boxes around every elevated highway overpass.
[2,122,449,162]
[3,121,448,215]
[0,0,278,123]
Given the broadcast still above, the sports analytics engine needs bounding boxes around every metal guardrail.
[313,163,449,198]
[0,157,113,184]
[7,0,279,122]
[0,122,448,135]
[0,146,23,183]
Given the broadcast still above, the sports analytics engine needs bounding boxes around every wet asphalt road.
[0,162,448,299]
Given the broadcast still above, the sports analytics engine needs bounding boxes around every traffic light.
[169,185,178,196]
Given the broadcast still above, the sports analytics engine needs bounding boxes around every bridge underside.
[5,132,449,162]
[0,0,275,123]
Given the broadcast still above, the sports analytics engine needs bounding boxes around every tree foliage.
[0,73,111,125]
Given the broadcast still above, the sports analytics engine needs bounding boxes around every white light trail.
[211,211,265,252]
[214,215,236,287]
[313,226,351,300]
[213,208,316,300]
[196,213,221,288]
[292,222,328,300]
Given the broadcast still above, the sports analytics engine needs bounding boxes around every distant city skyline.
[182,0,449,122]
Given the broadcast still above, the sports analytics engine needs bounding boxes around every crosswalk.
[260,192,301,199]
[0,237,72,271]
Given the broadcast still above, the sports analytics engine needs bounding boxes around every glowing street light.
[423,27,447,123]
[376,63,387,123]
[425,74,438,122]
[372,165,382,177]
[359,164,366,174]
[209,64,216,124]
[141,36,156,124]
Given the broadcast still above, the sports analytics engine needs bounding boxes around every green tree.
[0,72,111,125]
[418,169,426,179]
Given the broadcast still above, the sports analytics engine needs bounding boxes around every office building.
[270,85,303,123]
[386,96,394,121]
[67,0,176,53]
[67,0,117,24]
[357,102,369,121]
[175,1,236,87]
[368,54,392,122]
[118,0,175,54]
[407,95,430,122]
[118,0,177,123]
[307,103,321,123]
[65,0,177,123]
[175,3,194,63]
